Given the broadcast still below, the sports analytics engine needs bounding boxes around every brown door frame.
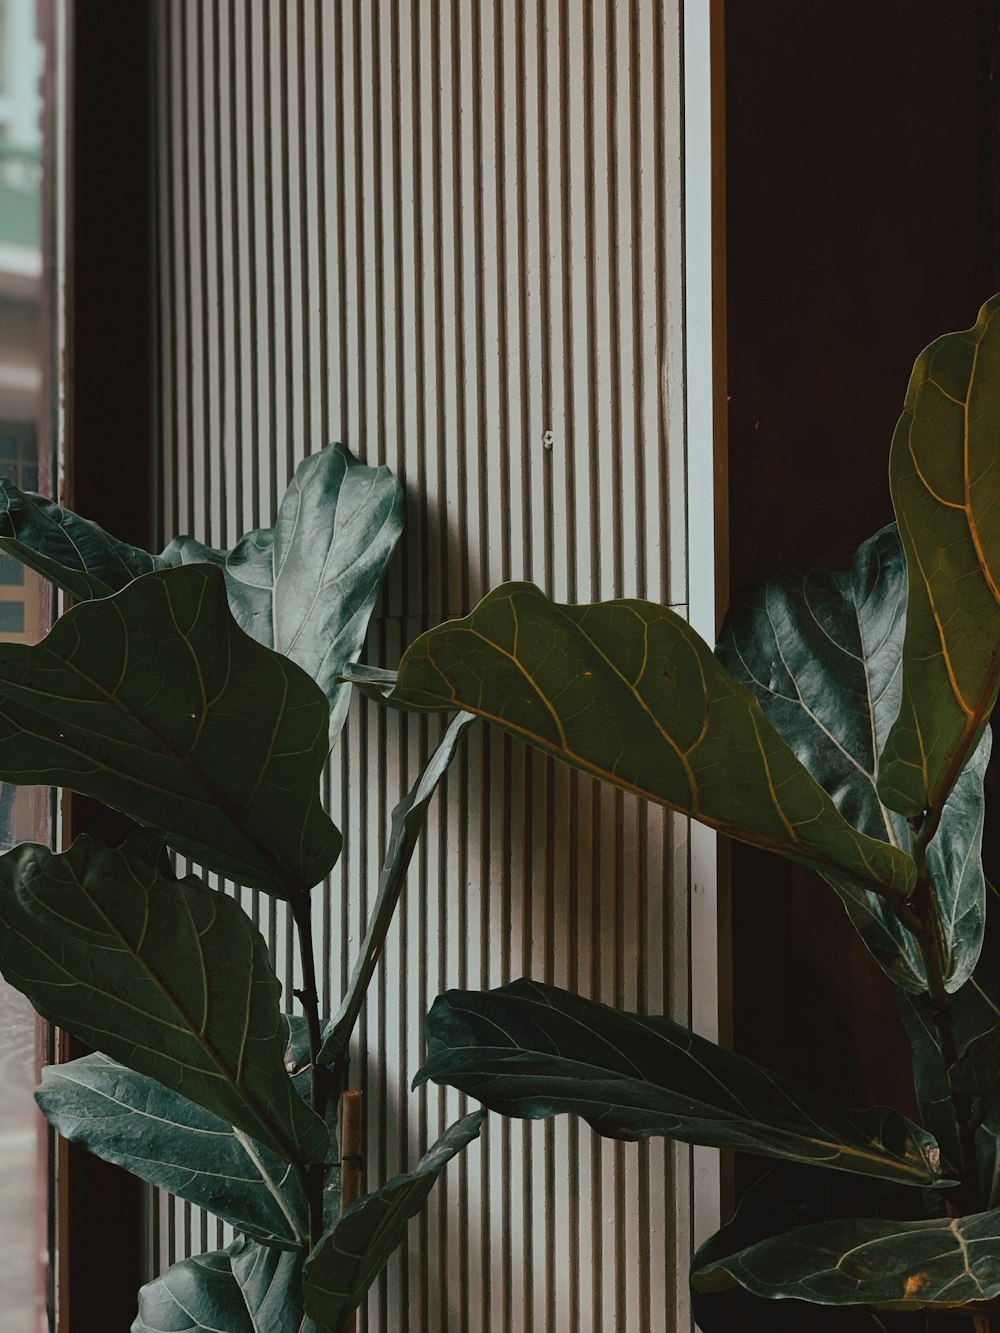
[49,2,159,1328]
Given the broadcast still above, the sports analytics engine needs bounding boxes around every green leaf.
[133,1237,309,1333]
[950,1020,1000,1103]
[162,443,403,742]
[691,1208,1000,1311]
[338,662,398,702]
[415,980,946,1187]
[692,1164,927,1332]
[303,1111,484,1333]
[717,525,989,993]
[898,878,1000,1204]
[0,563,341,895]
[37,1053,308,1248]
[390,583,916,906]
[0,446,401,749]
[0,481,167,600]
[878,295,1000,823]
[0,833,328,1167]
[318,711,475,1065]
[696,1278,925,1332]
[897,988,966,1187]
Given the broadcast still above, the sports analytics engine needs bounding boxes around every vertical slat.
[152,2,715,1328]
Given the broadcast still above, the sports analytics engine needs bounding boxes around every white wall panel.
[152,3,721,1329]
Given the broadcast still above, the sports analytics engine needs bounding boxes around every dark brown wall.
[726,0,999,1134]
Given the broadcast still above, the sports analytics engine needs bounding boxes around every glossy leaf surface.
[0,481,166,600]
[319,710,476,1064]
[878,295,1000,822]
[692,1165,928,1332]
[0,564,340,895]
[37,1053,309,1248]
[718,525,988,993]
[692,1208,1000,1310]
[416,981,945,1185]
[391,583,915,903]
[303,1112,484,1333]
[899,878,1000,1203]
[133,1238,309,1333]
[0,834,328,1166]
[162,443,403,741]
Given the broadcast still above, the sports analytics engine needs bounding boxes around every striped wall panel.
[152,3,719,1329]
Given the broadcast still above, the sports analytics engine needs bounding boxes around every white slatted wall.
[152,3,721,1329]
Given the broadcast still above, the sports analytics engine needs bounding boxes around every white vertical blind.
[153,2,721,1328]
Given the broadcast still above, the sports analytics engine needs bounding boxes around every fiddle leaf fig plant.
[0,442,481,1332]
[386,297,1000,1327]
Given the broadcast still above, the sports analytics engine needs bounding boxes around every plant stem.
[907,841,1000,1332]
[908,826,984,1218]
[291,892,335,1247]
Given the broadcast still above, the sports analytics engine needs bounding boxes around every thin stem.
[291,892,335,1247]
[908,824,984,1218]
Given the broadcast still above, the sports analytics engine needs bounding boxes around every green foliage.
[390,580,916,902]
[37,1053,310,1248]
[0,444,474,1329]
[132,1238,306,1333]
[391,298,1000,1327]
[0,568,341,895]
[160,444,403,743]
[690,1164,932,1332]
[418,981,946,1184]
[0,833,327,1165]
[318,709,476,1067]
[878,296,1000,827]
[0,482,166,599]
[717,524,988,994]
[693,1210,1000,1311]
[302,1111,485,1333]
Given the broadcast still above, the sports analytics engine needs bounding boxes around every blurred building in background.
[0,0,42,641]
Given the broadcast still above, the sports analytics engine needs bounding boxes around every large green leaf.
[0,833,328,1167]
[692,1164,929,1332]
[303,1111,484,1333]
[318,711,476,1065]
[0,563,340,895]
[162,443,403,742]
[391,583,916,905]
[133,1238,309,1333]
[718,525,989,993]
[691,1207,1000,1311]
[0,481,167,599]
[416,981,946,1186]
[878,295,1000,824]
[37,1053,309,1248]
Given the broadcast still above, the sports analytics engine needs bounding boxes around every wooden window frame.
[47,2,157,1327]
